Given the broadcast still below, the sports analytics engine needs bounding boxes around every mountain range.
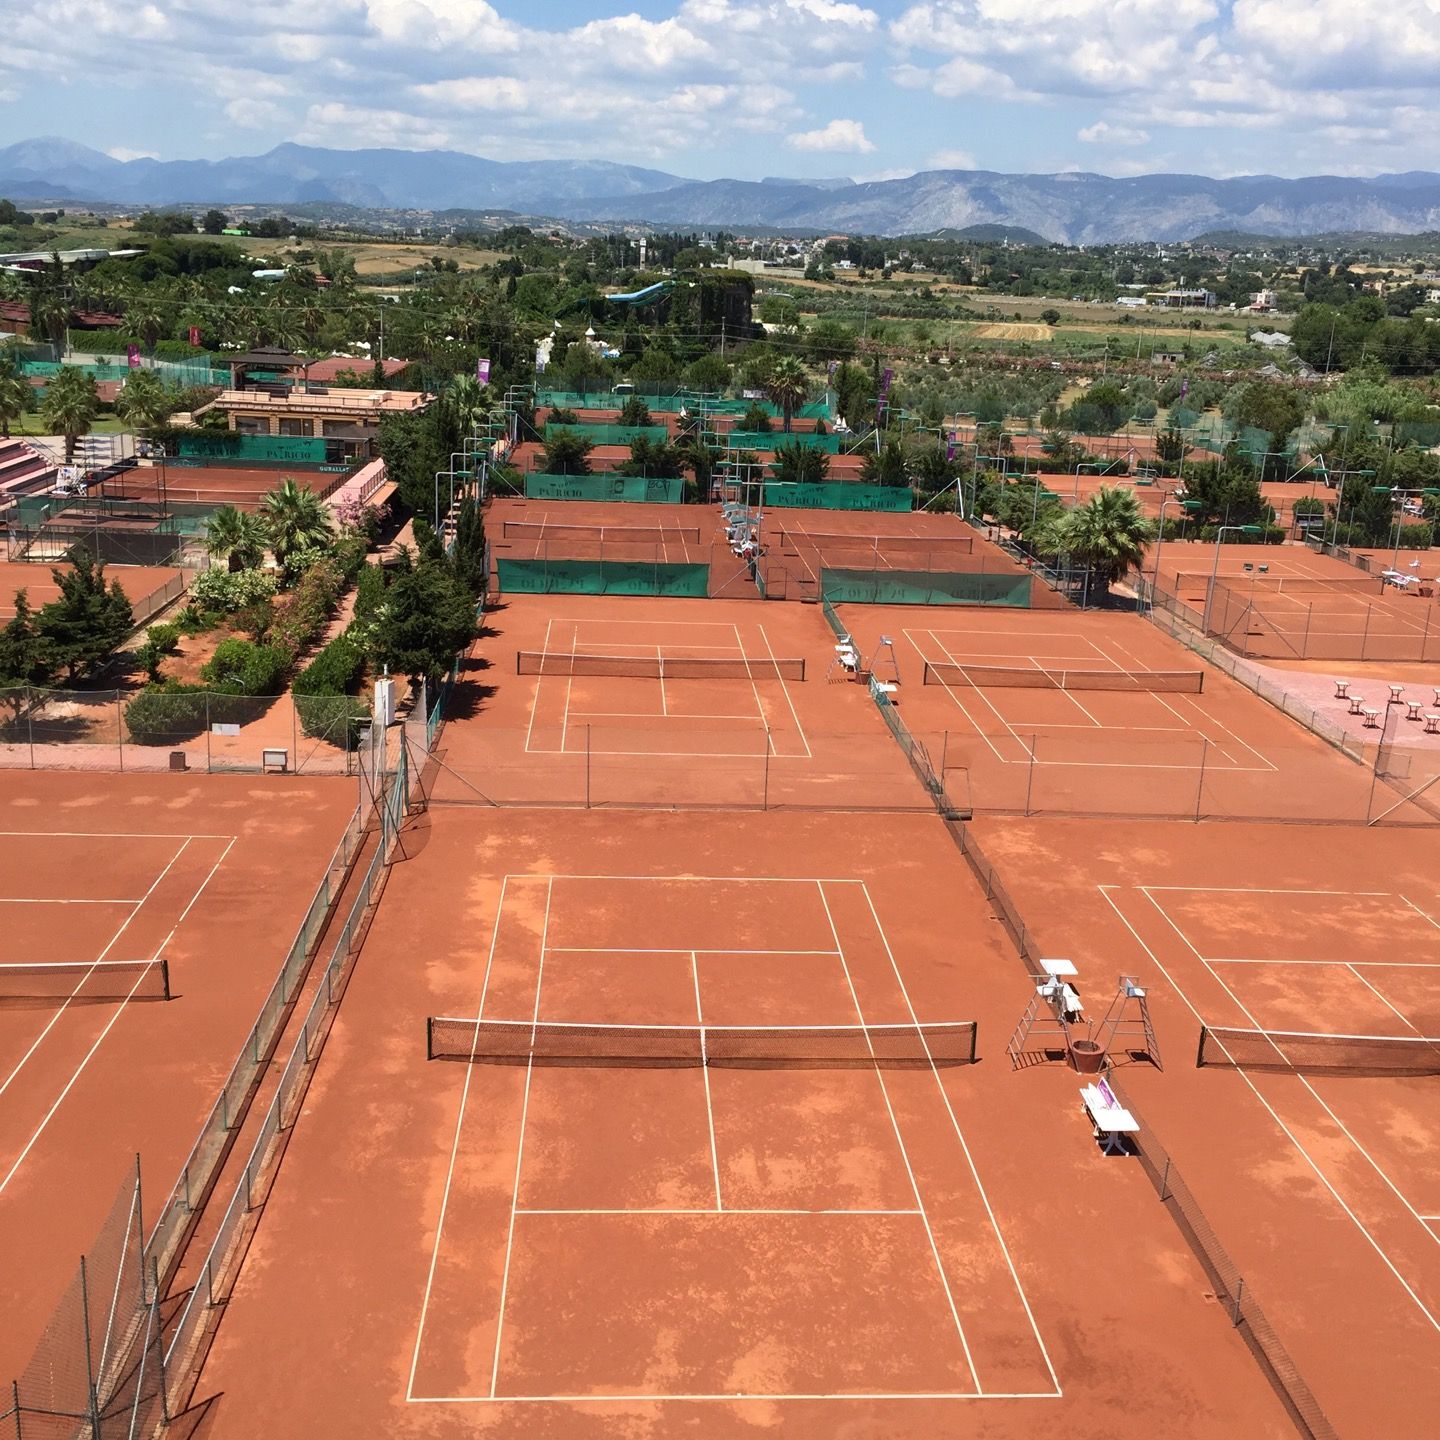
[6,137,1440,243]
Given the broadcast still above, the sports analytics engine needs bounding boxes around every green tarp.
[498,558,709,597]
[524,473,684,503]
[762,483,913,512]
[820,567,1031,606]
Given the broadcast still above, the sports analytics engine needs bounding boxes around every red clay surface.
[0,769,357,1380]
[1146,540,1440,663]
[427,590,927,810]
[99,462,351,511]
[0,558,185,620]
[834,600,1428,821]
[187,807,1290,1440]
[968,817,1440,1440]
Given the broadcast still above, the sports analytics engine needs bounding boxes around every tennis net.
[1173,572,1378,596]
[1197,1024,1440,1076]
[427,1017,977,1067]
[0,958,170,1004]
[922,662,1205,693]
[517,651,806,680]
[502,520,702,544]
[778,528,975,556]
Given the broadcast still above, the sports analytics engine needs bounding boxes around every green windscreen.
[763,483,913,512]
[820,568,1032,606]
[524,473,684,504]
[498,558,710,597]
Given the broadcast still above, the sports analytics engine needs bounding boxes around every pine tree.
[35,548,134,682]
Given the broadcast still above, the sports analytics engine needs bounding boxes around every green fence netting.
[820,567,1032,606]
[498,558,710,597]
[762,483,913,512]
[523,473,684,503]
[537,390,833,420]
[733,431,841,453]
[543,423,669,446]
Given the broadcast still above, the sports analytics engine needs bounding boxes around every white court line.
[566,710,757,723]
[690,951,722,1212]
[0,835,236,1196]
[1400,896,1440,931]
[754,619,813,760]
[0,898,144,905]
[546,947,842,955]
[413,1389,1059,1403]
[0,838,194,1107]
[1211,957,1440,969]
[523,618,554,754]
[1141,885,1394,895]
[1346,964,1428,1032]
[407,874,518,1402]
[902,628,1011,763]
[815,881,981,1395]
[1099,884,1440,1332]
[514,1207,923,1216]
[0,831,235,839]
[1140,885,1440,1257]
[489,876,553,1399]
[854,883,1061,1398]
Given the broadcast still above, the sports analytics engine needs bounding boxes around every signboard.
[126,345,140,369]
[476,357,491,386]
[762,482,912,512]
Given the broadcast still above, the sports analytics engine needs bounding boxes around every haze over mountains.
[5,137,1440,244]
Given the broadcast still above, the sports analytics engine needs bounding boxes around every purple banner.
[826,359,838,384]
[875,365,894,424]
[476,357,491,386]
[126,345,140,369]
[945,432,957,462]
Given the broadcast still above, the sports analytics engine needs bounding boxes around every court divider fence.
[943,821,1340,1440]
[2,1166,170,1440]
[159,737,411,1417]
[0,688,369,775]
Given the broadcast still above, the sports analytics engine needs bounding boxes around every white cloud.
[926,146,978,169]
[105,146,158,162]
[1078,122,1149,146]
[786,118,876,153]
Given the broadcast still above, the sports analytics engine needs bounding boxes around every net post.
[585,725,592,809]
[1360,600,1371,661]
[79,1255,102,1440]
[1194,737,1208,822]
[159,959,171,1002]
[1024,735,1037,816]
[204,693,212,773]
[426,1017,435,1061]
[1195,1025,1208,1068]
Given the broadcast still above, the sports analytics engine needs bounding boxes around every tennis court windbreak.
[496,558,710,597]
[522,473,685,504]
[427,1017,978,1067]
[517,651,806,680]
[0,958,170,1003]
[762,482,913,512]
[922,662,1205,693]
[820,568,1032,607]
[1196,1025,1440,1076]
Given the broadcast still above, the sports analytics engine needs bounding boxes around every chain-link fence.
[3,1167,170,1440]
[0,689,367,774]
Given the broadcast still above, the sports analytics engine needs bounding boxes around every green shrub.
[187,567,277,615]
[124,683,209,745]
[268,557,344,657]
[354,562,387,621]
[200,638,289,696]
[293,632,365,695]
[147,621,182,654]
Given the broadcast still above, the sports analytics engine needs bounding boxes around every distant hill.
[5,137,1440,243]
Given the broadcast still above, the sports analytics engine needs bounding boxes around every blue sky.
[0,0,1429,180]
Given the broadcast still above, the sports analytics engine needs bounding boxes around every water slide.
[605,280,673,305]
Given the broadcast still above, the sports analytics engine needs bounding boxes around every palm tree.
[204,504,269,572]
[126,299,168,352]
[764,356,809,434]
[263,478,334,569]
[0,350,31,439]
[40,366,100,463]
[448,374,487,435]
[1055,487,1154,596]
[27,287,71,352]
[115,368,174,436]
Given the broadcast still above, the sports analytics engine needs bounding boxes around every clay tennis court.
[183,806,1291,1440]
[98,461,352,510]
[424,591,931,810]
[834,602,1422,821]
[0,769,357,1383]
[1147,542,1440,663]
[0,558,185,620]
[967,816,1440,1440]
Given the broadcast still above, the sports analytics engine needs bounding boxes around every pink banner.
[476,357,491,386]
[126,345,140,369]
[188,326,201,347]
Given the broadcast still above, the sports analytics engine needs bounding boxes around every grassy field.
[6,413,126,436]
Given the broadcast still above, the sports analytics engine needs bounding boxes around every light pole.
[1149,493,1201,605]
[1203,524,1264,632]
